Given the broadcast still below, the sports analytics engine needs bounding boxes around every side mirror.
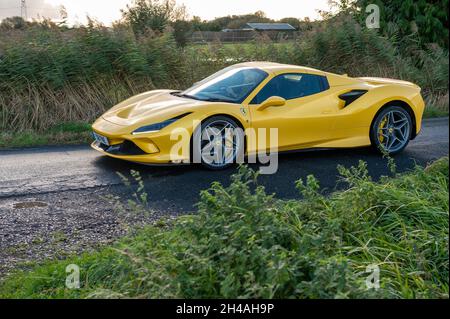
[257,96,286,111]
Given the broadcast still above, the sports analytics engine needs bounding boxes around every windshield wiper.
[200,97,236,103]
[171,92,203,101]
[172,92,235,103]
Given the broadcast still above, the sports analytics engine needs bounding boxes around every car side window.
[251,73,329,104]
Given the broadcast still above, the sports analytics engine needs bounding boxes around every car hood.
[102,90,204,126]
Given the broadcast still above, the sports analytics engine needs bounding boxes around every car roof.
[232,62,325,75]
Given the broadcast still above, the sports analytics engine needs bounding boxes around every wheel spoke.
[394,117,408,124]
[387,112,393,126]
[387,135,397,150]
[219,124,232,135]
[383,135,390,148]
[396,121,408,130]
[395,127,407,141]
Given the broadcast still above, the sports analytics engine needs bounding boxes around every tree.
[254,11,267,19]
[121,0,187,36]
[172,19,192,47]
[279,17,300,30]
[0,16,27,30]
[349,0,449,48]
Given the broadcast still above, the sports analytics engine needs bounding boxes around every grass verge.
[0,157,448,299]
[424,108,449,118]
[0,122,91,148]
[424,92,449,118]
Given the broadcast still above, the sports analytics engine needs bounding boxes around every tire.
[370,106,413,155]
[193,116,244,170]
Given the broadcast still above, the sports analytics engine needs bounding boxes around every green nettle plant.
[0,158,448,299]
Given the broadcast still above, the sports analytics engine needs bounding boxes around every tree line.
[1,0,447,48]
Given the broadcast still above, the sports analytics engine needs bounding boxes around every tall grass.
[0,158,448,298]
[0,24,186,131]
[0,17,448,132]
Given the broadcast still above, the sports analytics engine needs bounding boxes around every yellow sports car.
[91,62,425,169]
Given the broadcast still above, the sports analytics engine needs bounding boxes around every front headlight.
[132,113,191,135]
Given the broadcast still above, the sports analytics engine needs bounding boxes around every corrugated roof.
[246,23,296,31]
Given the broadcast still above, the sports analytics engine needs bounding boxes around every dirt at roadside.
[0,187,179,280]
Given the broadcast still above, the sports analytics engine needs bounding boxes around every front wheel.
[193,116,244,170]
[370,106,412,155]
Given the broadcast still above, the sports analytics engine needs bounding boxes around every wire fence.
[190,30,302,43]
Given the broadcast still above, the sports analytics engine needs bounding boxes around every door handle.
[322,108,332,114]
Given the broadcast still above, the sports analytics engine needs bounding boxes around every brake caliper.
[378,117,388,143]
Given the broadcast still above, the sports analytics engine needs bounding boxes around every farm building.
[245,23,296,31]
[191,22,298,43]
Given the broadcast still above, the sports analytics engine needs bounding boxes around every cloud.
[0,0,63,20]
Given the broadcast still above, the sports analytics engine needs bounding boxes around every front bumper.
[91,118,192,164]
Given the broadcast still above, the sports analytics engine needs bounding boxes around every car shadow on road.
[91,146,425,211]
[92,146,418,178]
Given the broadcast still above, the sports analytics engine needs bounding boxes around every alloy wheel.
[377,110,411,153]
[200,119,242,169]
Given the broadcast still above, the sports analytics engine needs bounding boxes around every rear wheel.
[370,106,412,155]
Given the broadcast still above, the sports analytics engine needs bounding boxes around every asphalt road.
[0,117,448,212]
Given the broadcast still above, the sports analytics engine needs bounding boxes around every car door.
[247,72,337,153]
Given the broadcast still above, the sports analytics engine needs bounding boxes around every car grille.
[98,140,147,156]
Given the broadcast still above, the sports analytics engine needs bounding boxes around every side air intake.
[338,90,368,107]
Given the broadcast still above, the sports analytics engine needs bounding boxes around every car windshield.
[180,67,268,103]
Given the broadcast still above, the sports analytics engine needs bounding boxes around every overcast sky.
[0,0,332,25]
